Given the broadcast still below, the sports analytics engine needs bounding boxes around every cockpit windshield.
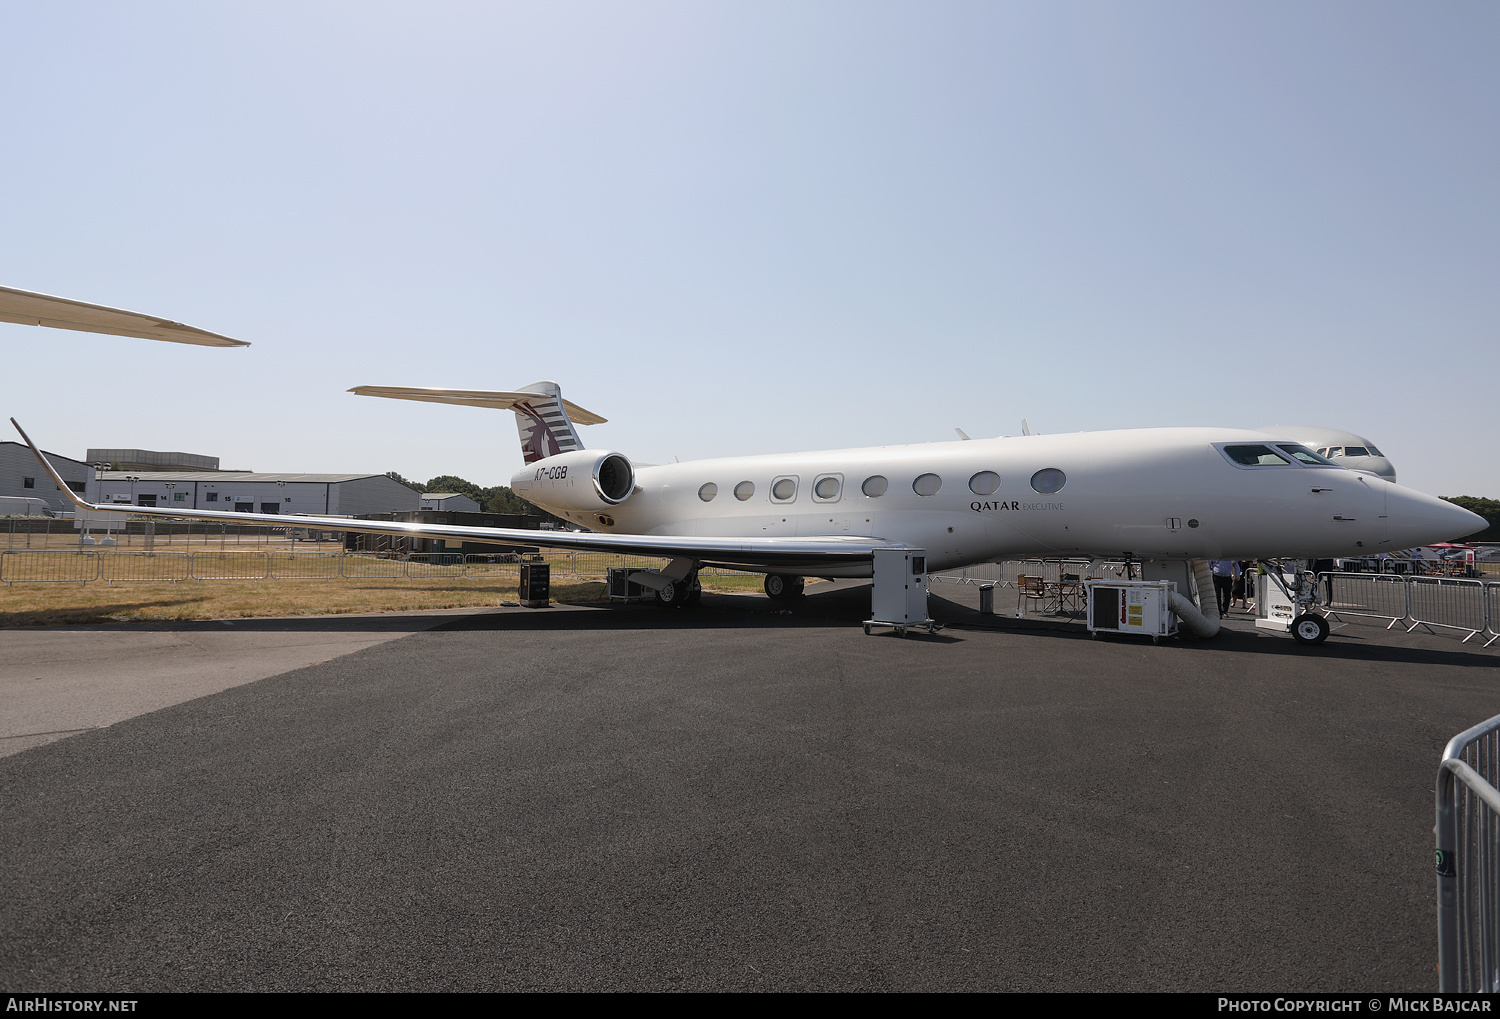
[1276,444,1339,466]
[1222,444,1294,467]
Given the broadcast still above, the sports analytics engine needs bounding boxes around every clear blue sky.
[2,2,1495,496]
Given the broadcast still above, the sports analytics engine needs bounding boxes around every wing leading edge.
[11,420,892,572]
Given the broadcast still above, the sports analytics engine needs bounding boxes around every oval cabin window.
[913,473,942,497]
[862,475,888,497]
[734,481,755,501]
[1030,468,1066,494]
[698,482,717,502]
[969,471,1000,496]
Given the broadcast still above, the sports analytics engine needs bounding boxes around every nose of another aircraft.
[1385,486,1488,548]
[1362,456,1397,482]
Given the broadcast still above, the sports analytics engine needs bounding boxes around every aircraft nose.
[1364,456,1397,482]
[1385,487,1488,548]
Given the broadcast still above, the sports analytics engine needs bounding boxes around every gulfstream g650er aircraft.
[12,376,1485,617]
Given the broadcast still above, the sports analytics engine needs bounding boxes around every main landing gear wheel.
[1291,613,1330,645]
[656,577,698,609]
[764,574,805,601]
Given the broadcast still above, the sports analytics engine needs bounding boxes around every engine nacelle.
[510,449,636,514]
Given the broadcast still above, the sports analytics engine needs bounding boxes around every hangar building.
[0,441,90,514]
[89,471,420,516]
[420,493,481,512]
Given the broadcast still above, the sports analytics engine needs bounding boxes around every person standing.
[1210,559,1239,616]
[1235,560,1255,611]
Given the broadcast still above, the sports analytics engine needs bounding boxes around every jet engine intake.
[510,449,636,512]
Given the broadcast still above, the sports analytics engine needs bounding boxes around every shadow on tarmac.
[929,589,1500,670]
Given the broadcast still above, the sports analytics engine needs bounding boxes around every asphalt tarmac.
[2,582,1497,992]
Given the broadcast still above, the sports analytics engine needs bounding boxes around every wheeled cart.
[863,548,941,636]
[1084,579,1178,643]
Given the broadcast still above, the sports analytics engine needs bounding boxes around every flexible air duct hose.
[1167,559,1222,638]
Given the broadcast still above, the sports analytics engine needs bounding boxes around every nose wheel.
[1290,613,1330,645]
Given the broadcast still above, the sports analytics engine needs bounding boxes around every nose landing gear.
[1256,560,1332,645]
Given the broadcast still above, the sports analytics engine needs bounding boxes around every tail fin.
[346,381,606,465]
[510,381,583,464]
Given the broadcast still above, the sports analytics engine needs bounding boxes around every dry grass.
[0,572,768,627]
[0,578,602,627]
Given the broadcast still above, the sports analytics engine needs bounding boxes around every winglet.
[10,418,97,513]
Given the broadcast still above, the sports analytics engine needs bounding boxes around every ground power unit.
[1084,579,1178,642]
[863,547,939,636]
[606,566,654,602]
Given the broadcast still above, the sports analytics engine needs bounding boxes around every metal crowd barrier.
[1408,577,1488,643]
[0,550,100,584]
[99,551,191,583]
[1323,573,1410,629]
[1438,714,1500,992]
[1320,572,1499,645]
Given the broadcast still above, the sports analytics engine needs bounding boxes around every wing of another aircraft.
[11,420,891,573]
[0,285,248,347]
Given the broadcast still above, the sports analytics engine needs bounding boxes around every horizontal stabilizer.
[0,285,248,347]
[348,386,606,425]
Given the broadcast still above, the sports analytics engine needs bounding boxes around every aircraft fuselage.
[513,427,1478,576]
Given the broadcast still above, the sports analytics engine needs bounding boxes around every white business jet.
[12,374,1484,645]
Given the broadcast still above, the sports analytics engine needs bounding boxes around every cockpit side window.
[1276,444,1339,467]
[1364,444,1382,457]
[1220,444,1295,467]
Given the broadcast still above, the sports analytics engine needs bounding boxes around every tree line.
[1442,496,1500,541]
[385,471,565,524]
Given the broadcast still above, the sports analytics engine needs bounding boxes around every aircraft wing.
[12,420,890,572]
[0,285,248,347]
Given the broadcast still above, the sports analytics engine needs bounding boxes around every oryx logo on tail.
[510,381,583,464]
